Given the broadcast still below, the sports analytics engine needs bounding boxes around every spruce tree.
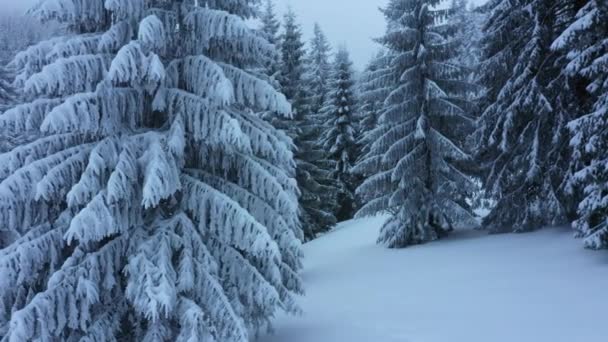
[553,0,608,249]
[353,51,394,212]
[356,50,394,164]
[475,0,581,233]
[355,0,478,248]
[450,0,485,72]
[278,9,308,119]
[320,47,358,221]
[305,23,333,115]
[302,23,343,225]
[0,1,303,340]
[258,0,281,87]
[260,0,280,46]
[278,10,337,239]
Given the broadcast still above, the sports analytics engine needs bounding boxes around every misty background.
[1,0,488,68]
[276,0,488,68]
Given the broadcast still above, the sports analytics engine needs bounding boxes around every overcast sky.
[276,0,489,69]
[0,0,35,12]
[1,0,488,68]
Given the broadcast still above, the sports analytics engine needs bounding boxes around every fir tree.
[277,10,337,239]
[278,9,308,119]
[301,23,344,225]
[305,23,333,115]
[0,1,303,340]
[258,0,281,86]
[320,47,358,220]
[448,0,488,214]
[475,0,582,233]
[260,0,280,46]
[356,50,394,165]
[450,0,485,72]
[553,0,608,249]
[353,51,394,212]
[355,0,478,248]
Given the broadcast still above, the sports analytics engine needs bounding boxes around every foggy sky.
[0,0,37,13]
[1,0,488,68]
[276,0,489,69]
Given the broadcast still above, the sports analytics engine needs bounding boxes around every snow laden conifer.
[552,0,608,249]
[260,0,280,46]
[277,10,337,239]
[305,23,333,116]
[0,66,14,112]
[355,50,395,162]
[301,23,344,226]
[475,0,581,233]
[0,1,303,340]
[450,0,485,73]
[258,0,281,86]
[355,0,478,248]
[278,9,308,119]
[320,47,358,220]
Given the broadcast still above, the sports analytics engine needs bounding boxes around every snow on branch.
[155,88,250,150]
[104,0,145,22]
[140,136,181,209]
[0,133,85,179]
[47,34,102,62]
[66,137,120,207]
[0,98,61,133]
[138,15,166,52]
[25,54,111,97]
[182,174,280,259]
[219,63,291,116]
[166,56,234,106]
[98,21,135,53]
[184,8,275,61]
[109,42,165,89]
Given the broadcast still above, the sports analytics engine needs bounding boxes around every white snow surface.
[260,215,608,342]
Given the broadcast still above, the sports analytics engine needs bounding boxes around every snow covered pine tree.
[449,0,485,76]
[355,0,478,248]
[260,0,280,46]
[301,23,344,229]
[353,50,395,211]
[258,0,281,85]
[355,50,394,166]
[320,47,358,221]
[305,23,333,117]
[476,0,583,233]
[553,0,608,249]
[278,10,337,239]
[0,0,304,340]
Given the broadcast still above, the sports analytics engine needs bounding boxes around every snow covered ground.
[259,216,608,342]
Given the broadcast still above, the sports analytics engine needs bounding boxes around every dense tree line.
[353,0,608,250]
[0,0,606,340]
[261,5,362,239]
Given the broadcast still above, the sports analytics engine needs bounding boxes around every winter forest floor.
[259,216,608,342]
